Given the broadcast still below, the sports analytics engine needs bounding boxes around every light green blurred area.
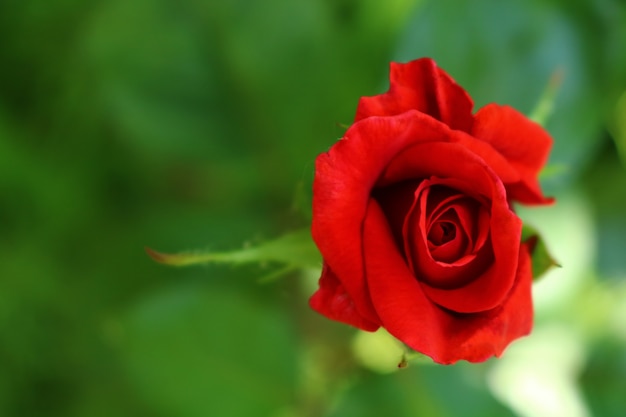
[1,0,626,416]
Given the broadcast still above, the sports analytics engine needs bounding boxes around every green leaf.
[146,228,320,270]
[521,224,560,281]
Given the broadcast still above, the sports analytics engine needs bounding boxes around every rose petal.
[450,132,521,185]
[376,144,522,311]
[419,181,490,255]
[427,217,457,246]
[373,180,421,248]
[309,263,380,331]
[409,182,473,267]
[427,210,469,263]
[448,197,482,250]
[363,199,533,364]
[418,182,522,313]
[472,104,554,205]
[405,181,485,289]
[355,58,474,132]
[425,185,466,226]
[471,205,490,253]
[424,186,479,254]
[377,141,501,201]
[312,112,451,323]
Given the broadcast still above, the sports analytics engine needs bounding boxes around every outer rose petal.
[355,58,474,132]
[472,104,554,205]
[363,199,533,364]
[377,139,509,197]
[312,111,451,324]
[309,263,380,331]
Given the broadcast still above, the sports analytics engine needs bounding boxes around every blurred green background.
[1,0,626,416]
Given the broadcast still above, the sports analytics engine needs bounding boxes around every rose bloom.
[309,58,553,364]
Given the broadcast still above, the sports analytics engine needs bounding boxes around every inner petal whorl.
[428,221,456,245]
[403,181,491,289]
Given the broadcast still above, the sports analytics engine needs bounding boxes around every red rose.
[309,58,553,364]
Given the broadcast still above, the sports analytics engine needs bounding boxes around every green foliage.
[122,283,297,417]
[1,0,626,416]
[328,364,515,417]
[611,90,626,164]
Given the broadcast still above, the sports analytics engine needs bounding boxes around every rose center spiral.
[428,221,456,246]
[374,180,491,288]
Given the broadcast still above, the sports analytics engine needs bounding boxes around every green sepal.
[521,224,560,281]
[146,228,320,271]
[397,348,433,369]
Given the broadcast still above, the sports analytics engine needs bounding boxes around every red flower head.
[310,58,553,364]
